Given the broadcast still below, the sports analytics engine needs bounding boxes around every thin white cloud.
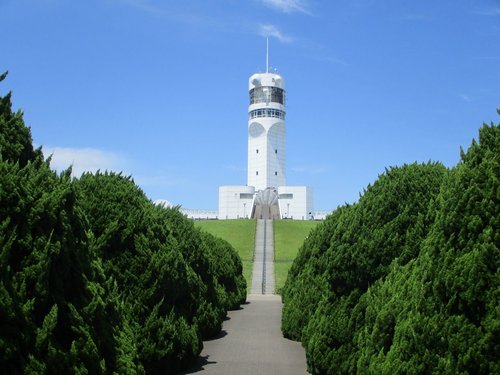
[134,175,188,188]
[399,13,432,21]
[258,24,293,43]
[474,7,500,16]
[121,0,164,16]
[117,0,217,29]
[473,56,500,60]
[43,146,127,177]
[291,165,328,174]
[350,0,375,9]
[225,164,247,172]
[259,0,311,14]
[459,94,473,102]
[311,166,328,174]
[312,54,348,66]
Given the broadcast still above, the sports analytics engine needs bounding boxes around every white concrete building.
[218,41,314,220]
[218,186,255,220]
[277,186,314,220]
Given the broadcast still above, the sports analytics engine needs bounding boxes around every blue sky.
[2,0,499,211]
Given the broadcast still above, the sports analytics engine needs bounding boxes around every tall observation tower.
[247,49,286,189]
[219,40,313,220]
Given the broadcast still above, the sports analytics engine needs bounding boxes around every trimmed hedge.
[282,121,499,374]
[0,73,246,374]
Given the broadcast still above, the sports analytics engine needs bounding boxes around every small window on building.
[256,149,259,154]
[275,171,278,176]
[275,149,278,154]
[256,171,259,175]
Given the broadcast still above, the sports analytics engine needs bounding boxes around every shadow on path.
[204,330,227,342]
[180,355,217,374]
[179,294,308,375]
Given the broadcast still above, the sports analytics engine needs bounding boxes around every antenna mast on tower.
[266,37,269,73]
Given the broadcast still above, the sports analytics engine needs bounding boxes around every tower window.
[275,149,278,154]
[250,86,285,105]
[248,108,285,120]
[256,149,259,154]
[275,172,278,176]
[256,171,259,176]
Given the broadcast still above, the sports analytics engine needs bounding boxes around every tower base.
[218,185,313,220]
[251,188,280,220]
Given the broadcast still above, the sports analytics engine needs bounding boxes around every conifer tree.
[0,72,41,166]
[356,122,499,374]
[0,74,119,373]
[282,116,499,374]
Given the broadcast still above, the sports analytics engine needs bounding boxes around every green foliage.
[0,76,246,373]
[199,231,247,309]
[356,123,500,374]
[282,162,446,341]
[274,220,320,293]
[282,122,500,374]
[0,157,116,373]
[75,171,246,372]
[195,219,255,291]
[0,72,42,167]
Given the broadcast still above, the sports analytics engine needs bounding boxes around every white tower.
[247,41,286,190]
[218,39,314,220]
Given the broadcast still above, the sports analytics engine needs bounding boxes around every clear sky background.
[2,0,499,211]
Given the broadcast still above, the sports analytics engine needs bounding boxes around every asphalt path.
[180,294,308,374]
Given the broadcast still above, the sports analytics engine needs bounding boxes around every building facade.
[218,51,313,220]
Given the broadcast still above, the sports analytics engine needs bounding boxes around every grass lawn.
[194,219,256,291]
[274,220,320,293]
[194,219,320,294]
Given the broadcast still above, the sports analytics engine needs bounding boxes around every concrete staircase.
[250,219,275,294]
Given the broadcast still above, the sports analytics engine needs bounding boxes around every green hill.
[195,219,256,291]
[195,219,320,294]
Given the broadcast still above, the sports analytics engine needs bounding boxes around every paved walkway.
[181,294,308,374]
[180,219,307,374]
